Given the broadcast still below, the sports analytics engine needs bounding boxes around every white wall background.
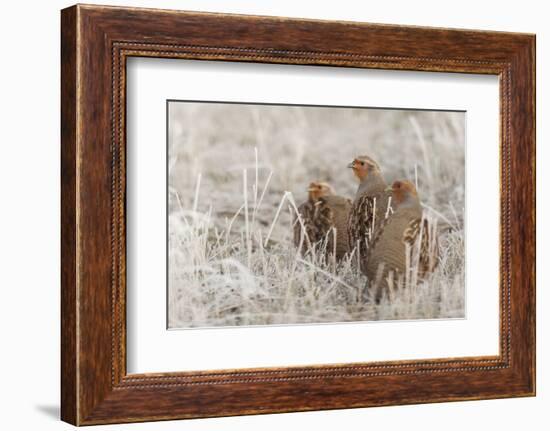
[0,0,545,429]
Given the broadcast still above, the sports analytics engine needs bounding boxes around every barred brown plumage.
[403,216,440,278]
[293,181,352,261]
[366,180,439,302]
[346,156,392,272]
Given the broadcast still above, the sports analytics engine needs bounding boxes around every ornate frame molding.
[61,5,535,425]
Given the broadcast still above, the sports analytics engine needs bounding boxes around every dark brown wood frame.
[61,4,536,426]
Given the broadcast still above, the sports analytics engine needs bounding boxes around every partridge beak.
[307,187,316,192]
[347,161,355,169]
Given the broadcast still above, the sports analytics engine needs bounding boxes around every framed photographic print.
[61,4,536,425]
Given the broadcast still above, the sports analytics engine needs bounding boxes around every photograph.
[167,101,466,329]
[50,2,537,425]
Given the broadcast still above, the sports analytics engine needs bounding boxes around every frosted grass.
[167,104,465,328]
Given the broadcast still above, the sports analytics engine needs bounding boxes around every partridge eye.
[360,161,365,166]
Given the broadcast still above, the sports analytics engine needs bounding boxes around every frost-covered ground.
[168,102,465,328]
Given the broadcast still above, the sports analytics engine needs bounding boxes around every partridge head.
[387,180,420,210]
[308,181,335,202]
[348,155,382,183]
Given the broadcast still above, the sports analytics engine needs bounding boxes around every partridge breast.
[294,195,352,261]
[366,206,439,301]
[293,200,317,250]
[348,189,393,272]
[317,195,353,260]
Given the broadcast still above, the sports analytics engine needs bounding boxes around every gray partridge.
[366,180,439,302]
[294,181,352,261]
[347,156,392,272]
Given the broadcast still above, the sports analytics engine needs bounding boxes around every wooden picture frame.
[61,4,535,425]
